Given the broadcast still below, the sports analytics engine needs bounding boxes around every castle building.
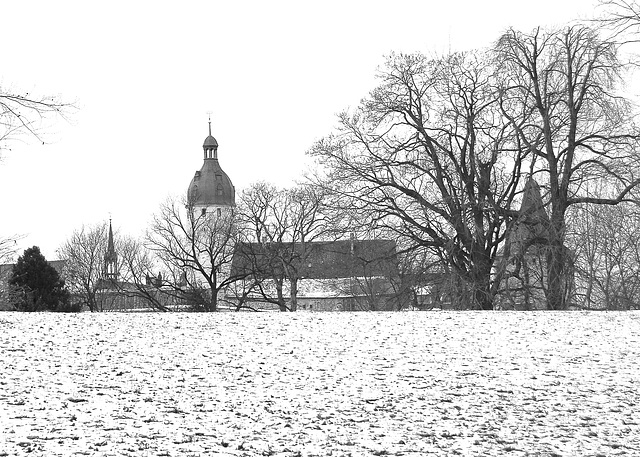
[187,120,235,216]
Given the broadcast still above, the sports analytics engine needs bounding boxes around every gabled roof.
[231,239,398,280]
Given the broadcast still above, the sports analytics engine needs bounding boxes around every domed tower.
[187,120,235,216]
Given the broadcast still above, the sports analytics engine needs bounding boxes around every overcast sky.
[0,0,601,260]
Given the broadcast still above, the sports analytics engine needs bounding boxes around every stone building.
[228,238,403,311]
[495,178,574,310]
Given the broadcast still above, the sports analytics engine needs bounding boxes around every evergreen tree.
[9,246,70,311]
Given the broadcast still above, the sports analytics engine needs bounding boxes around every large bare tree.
[235,182,289,311]
[147,197,241,312]
[235,182,333,311]
[309,51,525,310]
[495,25,640,309]
[57,222,110,312]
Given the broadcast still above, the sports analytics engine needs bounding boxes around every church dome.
[188,124,235,208]
[203,135,218,148]
[188,160,235,208]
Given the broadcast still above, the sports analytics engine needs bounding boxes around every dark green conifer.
[9,246,70,311]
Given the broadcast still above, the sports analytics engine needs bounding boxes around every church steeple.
[188,117,235,210]
[203,116,219,160]
[104,218,118,281]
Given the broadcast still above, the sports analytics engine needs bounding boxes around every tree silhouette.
[9,246,69,311]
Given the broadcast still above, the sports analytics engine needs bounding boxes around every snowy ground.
[0,311,639,457]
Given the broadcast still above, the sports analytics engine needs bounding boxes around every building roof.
[188,160,235,208]
[519,179,550,236]
[510,178,550,247]
[203,134,218,149]
[187,123,235,208]
[496,178,551,261]
[231,239,398,280]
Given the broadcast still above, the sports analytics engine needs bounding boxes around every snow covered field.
[1,311,639,457]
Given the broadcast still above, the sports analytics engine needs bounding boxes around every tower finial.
[207,111,212,136]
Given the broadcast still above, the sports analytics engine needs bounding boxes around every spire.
[208,113,212,136]
[520,178,549,228]
[104,218,118,281]
[107,218,115,255]
[510,178,550,249]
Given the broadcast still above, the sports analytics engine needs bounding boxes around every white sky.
[0,0,601,260]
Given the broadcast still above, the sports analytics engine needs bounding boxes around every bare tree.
[147,196,241,312]
[495,25,640,309]
[58,222,177,312]
[596,1,640,44]
[309,51,524,310]
[114,236,173,312]
[568,198,640,309]
[283,184,334,310]
[390,243,453,310]
[1,86,73,157]
[2,85,73,267]
[0,235,22,264]
[235,182,333,311]
[235,182,289,311]
[57,222,110,312]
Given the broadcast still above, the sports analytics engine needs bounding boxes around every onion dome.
[203,133,218,150]
[187,120,235,208]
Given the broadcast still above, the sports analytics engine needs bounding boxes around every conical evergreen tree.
[9,246,69,311]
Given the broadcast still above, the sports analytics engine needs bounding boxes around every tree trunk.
[469,245,494,310]
[522,256,531,310]
[275,280,287,312]
[289,277,298,312]
[209,289,218,312]
[545,201,570,310]
[546,243,566,310]
[208,272,218,312]
[87,289,97,312]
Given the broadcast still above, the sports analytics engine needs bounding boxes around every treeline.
[5,2,640,312]
[306,7,640,311]
[61,7,640,312]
